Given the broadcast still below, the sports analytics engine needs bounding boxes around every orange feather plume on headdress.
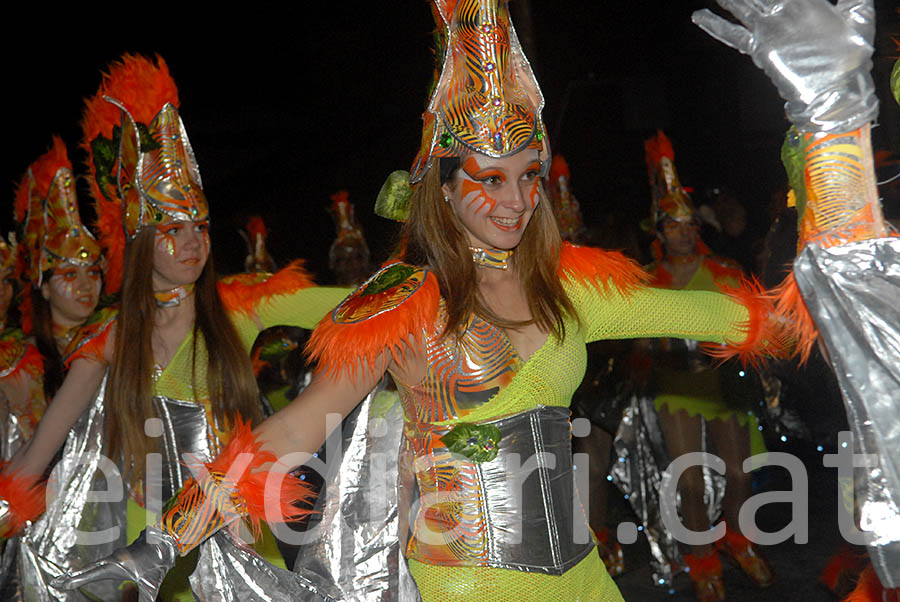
[80,54,179,294]
[548,154,571,184]
[644,130,675,166]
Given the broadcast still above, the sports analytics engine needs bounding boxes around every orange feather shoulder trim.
[217,260,315,318]
[558,242,649,296]
[306,263,440,382]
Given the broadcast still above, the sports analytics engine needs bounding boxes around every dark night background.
[5,2,899,279]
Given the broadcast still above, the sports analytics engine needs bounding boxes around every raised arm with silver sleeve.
[692,0,878,134]
[694,0,900,592]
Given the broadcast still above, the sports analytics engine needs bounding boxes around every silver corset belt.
[399,405,594,575]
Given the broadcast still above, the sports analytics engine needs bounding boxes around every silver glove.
[693,0,878,133]
[52,526,176,602]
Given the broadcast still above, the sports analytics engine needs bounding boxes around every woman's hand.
[53,527,175,602]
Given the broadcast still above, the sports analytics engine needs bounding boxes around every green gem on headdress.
[439,132,452,148]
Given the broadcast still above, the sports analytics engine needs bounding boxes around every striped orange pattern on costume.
[801,125,886,248]
[158,472,240,555]
[400,300,518,423]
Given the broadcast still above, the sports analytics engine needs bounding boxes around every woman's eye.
[480,175,502,185]
[61,272,77,280]
[89,268,102,278]
[194,222,209,233]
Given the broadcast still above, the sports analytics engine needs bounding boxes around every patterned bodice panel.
[397,300,520,423]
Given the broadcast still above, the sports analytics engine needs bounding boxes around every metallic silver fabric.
[400,405,594,574]
[291,382,421,601]
[2,412,24,462]
[151,396,214,502]
[794,238,900,587]
[692,0,878,133]
[191,530,335,602]
[611,393,725,589]
[149,396,335,601]
[17,373,128,602]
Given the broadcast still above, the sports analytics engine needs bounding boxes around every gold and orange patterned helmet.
[81,54,209,293]
[13,136,101,288]
[409,0,550,183]
[644,130,695,232]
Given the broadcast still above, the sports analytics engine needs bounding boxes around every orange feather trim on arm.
[217,260,315,318]
[0,463,46,539]
[558,242,650,296]
[169,416,315,552]
[306,263,440,383]
[700,277,791,368]
[769,272,818,364]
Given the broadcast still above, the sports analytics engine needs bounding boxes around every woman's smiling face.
[442,150,542,250]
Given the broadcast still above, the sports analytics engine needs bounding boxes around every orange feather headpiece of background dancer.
[409,0,550,183]
[81,53,209,294]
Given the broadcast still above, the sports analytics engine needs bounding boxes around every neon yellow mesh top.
[152,285,350,408]
[444,281,749,426]
[407,279,750,602]
[310,245,764,602]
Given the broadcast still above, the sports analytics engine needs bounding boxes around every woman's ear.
[41,280,51,301]
[441,182,453,204]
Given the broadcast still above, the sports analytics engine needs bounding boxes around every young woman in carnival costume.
[1,137,104,461]
[0,54,352,601]
[53,3,799,601]
[641,131,772,601]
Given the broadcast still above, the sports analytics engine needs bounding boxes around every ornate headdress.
[328,190,371,285]
[81,53,209,293]
[241,216,277,274]
[644,130,695,231]
[545,154,584,242]
[410,0,550,183]
[13,136,101,289]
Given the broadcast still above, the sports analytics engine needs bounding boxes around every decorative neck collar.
[154,283,194,308]
[470,247,513,270]
[52,322,77,350]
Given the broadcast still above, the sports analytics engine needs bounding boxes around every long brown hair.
[106,227,262,481]
[400,159,577,340]
[30,283,64,398]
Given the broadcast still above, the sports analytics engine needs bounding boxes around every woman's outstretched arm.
[7,358,106,477]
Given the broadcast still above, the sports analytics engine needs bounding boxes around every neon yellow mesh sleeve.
[569,282,749,345]
[230,286,352,350]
